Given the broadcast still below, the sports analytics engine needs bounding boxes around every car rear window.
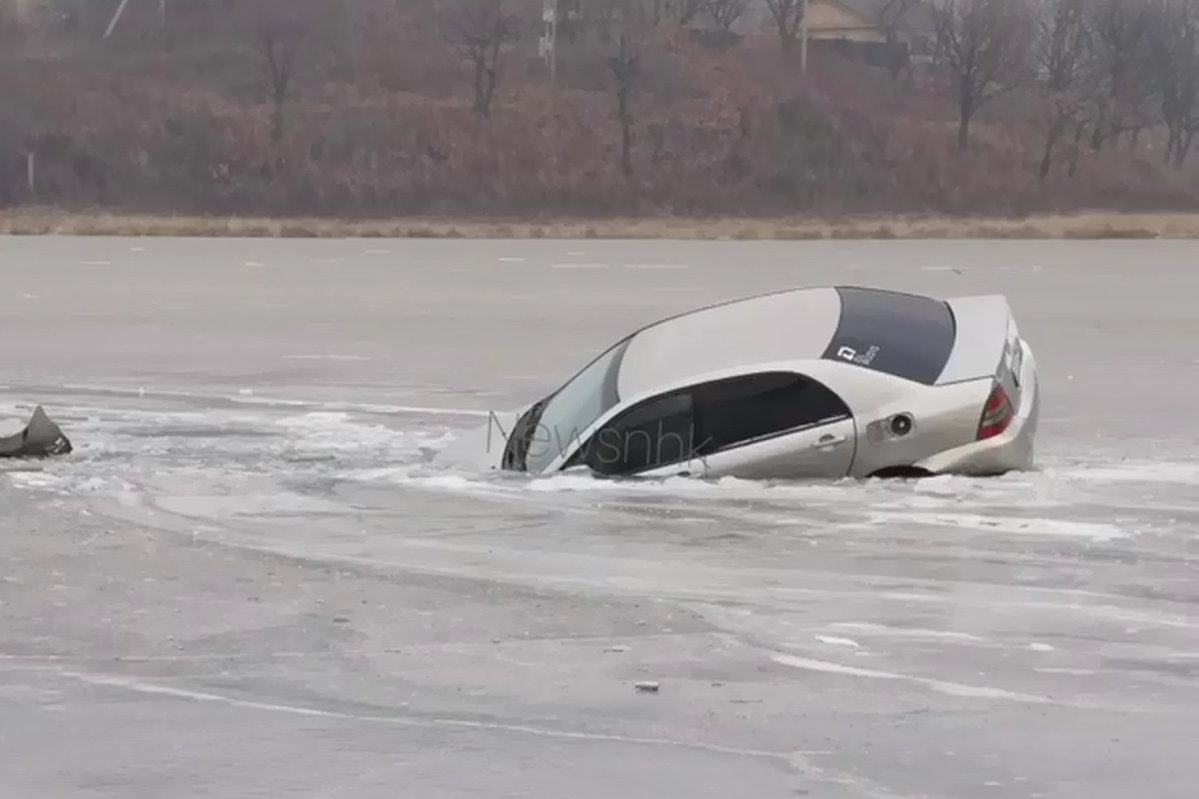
[821,286,956,385]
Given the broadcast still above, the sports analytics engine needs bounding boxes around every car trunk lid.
[937,294,1021,385]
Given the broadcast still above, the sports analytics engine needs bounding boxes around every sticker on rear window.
[836,345,879,366]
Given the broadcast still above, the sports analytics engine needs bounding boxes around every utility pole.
[540,0,557,88]
[541,0,560,194]
[799,0,809,74]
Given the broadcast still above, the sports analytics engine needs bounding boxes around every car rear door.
[681,415,856,480]
[638,370,857,481]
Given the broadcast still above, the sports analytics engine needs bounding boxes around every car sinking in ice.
[435,285,1039,481]
[0,406,73,460]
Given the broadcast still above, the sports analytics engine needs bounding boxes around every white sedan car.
[436,285,1039,481]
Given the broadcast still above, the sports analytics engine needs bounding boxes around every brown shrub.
[2,1,1198,219]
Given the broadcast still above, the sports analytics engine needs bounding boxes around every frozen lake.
[2,236,1198,799]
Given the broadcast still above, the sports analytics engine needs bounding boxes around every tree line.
[1,0,1197,217]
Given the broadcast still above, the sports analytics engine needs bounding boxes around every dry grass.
[3,207,1199,239]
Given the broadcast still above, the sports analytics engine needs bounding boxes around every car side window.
[573,390,698,476]
[693,371,850,455]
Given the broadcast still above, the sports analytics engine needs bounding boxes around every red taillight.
[976,382,1014,441]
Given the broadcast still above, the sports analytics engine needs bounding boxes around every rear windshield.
[821,287,956,385]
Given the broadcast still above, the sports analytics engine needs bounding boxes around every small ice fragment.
[634,681,659,693]
[817,636,860,648]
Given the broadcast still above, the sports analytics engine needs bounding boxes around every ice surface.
[2,236,1199,799]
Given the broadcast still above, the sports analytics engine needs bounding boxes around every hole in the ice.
[867,466,935,480]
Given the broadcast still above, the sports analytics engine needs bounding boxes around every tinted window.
[575,390,697,476]
[822,287,956,385]
[694,372,850,455]
[522,337,631,473]
[569,371,850,475]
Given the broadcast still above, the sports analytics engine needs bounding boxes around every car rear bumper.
[914,340,1040,476]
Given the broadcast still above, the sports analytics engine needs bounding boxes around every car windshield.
[523,337,631,474]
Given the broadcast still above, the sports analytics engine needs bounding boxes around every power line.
[103,0,133,38]
[103,0,165,39]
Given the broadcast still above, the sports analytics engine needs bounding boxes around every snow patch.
[1047,460,1199,486]
[155,492,345,519]
[271,411,449,456]
[4,471,66,491]
[826,622,986,643]
[282,354,371,362]
[863,510,1130,541]
[772,654,1053,704]
[816,636,861,648]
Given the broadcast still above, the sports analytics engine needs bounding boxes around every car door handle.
[811,433,847,449]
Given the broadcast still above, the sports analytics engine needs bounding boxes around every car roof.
[615,285,843,398]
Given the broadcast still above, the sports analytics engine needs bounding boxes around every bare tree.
[764,0,804,53]
[239,0,349,143]
[678,0,709,25]
[705,0,749,31]
[876,0,921,41]
[874,0,921,77]
[556,0,585,43]
[0,2,20,42]
[639,0,707,25]
[1147,0,1199,166]
[930,0,1036,149]
[1032,0,1094,177]
[246,0,322,143]
[601,0,656,175]
[1081,0,1159,152]
[439,0,525,117]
